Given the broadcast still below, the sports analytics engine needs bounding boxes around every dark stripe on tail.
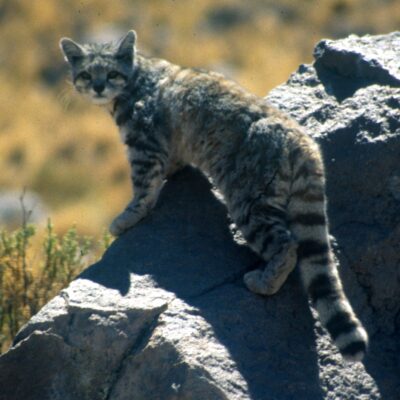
[290,188,324,202]
[297,240,328,259]
[291,213,326,226]
[325,313,359,340]
[341,341,367,358]
[308,273,340,304]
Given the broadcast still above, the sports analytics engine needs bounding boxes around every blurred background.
[0,0,399,237]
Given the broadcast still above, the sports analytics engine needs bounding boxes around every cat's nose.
[93,81,105,94]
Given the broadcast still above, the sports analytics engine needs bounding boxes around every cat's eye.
[107,71,121,80]
[79,71,91,81]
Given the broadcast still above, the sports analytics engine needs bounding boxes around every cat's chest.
[113,98,151,145]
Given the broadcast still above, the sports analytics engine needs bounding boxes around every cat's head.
[60,30,136,105]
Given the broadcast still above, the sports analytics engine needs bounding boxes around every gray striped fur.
[60,30,368,361]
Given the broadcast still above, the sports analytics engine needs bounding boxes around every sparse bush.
[0,219,111,353]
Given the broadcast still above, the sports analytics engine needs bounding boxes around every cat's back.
[138,55,314,170]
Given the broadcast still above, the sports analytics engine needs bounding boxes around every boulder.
[267,31,400,397]
[1,32,399,399]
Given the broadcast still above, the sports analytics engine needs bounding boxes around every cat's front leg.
[110,149,167,236]
[109,182,163,236]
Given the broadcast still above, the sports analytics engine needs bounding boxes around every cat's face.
[60,31,136,105]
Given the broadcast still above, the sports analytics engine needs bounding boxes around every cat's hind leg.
[244,236,297,295]
[238,200,298,295]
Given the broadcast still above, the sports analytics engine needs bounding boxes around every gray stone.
[0,168,382,400]
[313,32,400,87]
[1,32,399,399]
[268,31,400,398]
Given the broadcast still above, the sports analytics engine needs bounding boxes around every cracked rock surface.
[1,32,399,399]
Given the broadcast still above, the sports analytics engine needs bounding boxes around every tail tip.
[339,327,369,363]
[342,345,367,362]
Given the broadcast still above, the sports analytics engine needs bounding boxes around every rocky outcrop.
[267,31,400,398]
[0,32,399,399]
[268,31,400,337]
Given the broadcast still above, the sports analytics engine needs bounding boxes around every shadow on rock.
[81,168,335,400]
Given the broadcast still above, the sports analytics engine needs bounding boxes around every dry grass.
[0,212,112,352]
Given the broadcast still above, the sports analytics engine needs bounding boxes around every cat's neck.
[110,54,172,116]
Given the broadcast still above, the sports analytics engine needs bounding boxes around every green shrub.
[0,220,111,353]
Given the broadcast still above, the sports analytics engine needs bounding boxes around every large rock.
[267,31,400,397]
[268,31,400,336]
[1,32,399,399]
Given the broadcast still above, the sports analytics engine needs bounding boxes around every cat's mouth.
[91,95,112,105]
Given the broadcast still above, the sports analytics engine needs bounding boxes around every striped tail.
[288,144,368,361]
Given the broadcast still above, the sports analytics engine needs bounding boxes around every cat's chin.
[90,96,113,106]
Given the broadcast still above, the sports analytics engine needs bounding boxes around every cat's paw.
[109,212,135,236]
[243,269,270,295]
[109,205,149,236]
[109,218,126,236]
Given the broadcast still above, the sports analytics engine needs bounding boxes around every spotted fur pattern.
[60,31,368,361]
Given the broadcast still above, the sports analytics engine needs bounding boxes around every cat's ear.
[116,30,137,64]
[59,38,86,65]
